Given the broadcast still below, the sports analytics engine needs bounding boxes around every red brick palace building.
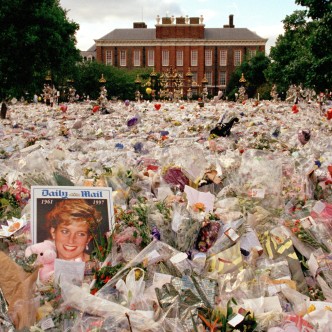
[92,15,267,95]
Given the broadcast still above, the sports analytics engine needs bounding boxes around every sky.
[59,0,305,53]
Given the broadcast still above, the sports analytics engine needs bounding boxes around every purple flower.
[151,226,161,241]
[127,117,138,127]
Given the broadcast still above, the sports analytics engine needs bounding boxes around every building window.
[205,72,212,86]
[191,50,198,67]
[162,50,169,67]
[148,50,154,67]
[220,71,226,87]
[220,50,227,66]
[234,50,241,66]
[205,49,212,66]
[133,50,140,66]
[176,50,183,67]
[120,50,126,66]
[192,72,198,84]
[248,49,256,59]
[105,50,112,65]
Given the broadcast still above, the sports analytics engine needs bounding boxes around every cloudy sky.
[59,0,305,53]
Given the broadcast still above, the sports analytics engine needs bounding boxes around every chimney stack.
[229,14,234,28]
[223,14,235,28]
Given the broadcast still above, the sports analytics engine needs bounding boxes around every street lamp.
[185,67,193,102]
[150,68,157,100]
[238,73,247,103]
[98,74,108,108]
[201,74,208,102]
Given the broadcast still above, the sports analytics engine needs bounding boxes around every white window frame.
[105,50,112,65]
[220,71,226,87]
[148,50,154,67]
[220,50,227,66]
[133,50,140,67]
[205,72,212,85]
[234,50,241,66]
[176,50,183,67]
[205,49,212,66]
[162,50,169,67]
[120,50,126,67]
[191,50,198,67]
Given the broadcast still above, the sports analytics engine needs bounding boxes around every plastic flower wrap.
[148,199,173,245]
[171,203,202,252]
[60,280,163,332]
[216,268,265,307]
[236,149,284,211]
[96,241,180,298]
[114,197,152,249]
[197,298,257,332]
[284,218,329,253]
[259,227,308,293]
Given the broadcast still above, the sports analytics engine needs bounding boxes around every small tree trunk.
[1,101,7,119]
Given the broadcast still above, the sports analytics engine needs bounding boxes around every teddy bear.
[25,240,57,283]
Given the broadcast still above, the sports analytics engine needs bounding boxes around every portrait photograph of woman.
[31,186,113,262]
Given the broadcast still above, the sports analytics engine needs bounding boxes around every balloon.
[124,100,130,106]
[154,103,161,110]
[146,87,152,95]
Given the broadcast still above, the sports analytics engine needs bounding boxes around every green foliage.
[226,51,270,100]
[0,0,80,99]
[73,61,152,100]
[257,82,273,101]
[90,263,124,294]
[266,2,332,92]
[197,298,257,332]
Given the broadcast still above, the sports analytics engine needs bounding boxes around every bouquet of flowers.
[0,177,30,220]
[284,219,329,253]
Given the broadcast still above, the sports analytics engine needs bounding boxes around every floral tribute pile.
[1,97,332,331]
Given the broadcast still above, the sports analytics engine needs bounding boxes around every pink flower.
[0,184,9,192]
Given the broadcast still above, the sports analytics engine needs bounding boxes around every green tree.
[295,0,332,91]
[226,51,270,100]
[73,61,151,101]
[0,0,80,100]
[266,1,332,92]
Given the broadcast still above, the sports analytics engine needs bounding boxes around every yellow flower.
[307,304,316,314]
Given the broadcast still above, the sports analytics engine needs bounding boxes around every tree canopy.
[0,0,80,99]
[266,0,332,92]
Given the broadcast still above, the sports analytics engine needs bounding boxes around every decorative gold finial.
[99,73,106,83]
[186,67,193,78]
[150,68,157,78]
[135,74,142,84]
[239,73,246,83]
[201,75,208,85]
